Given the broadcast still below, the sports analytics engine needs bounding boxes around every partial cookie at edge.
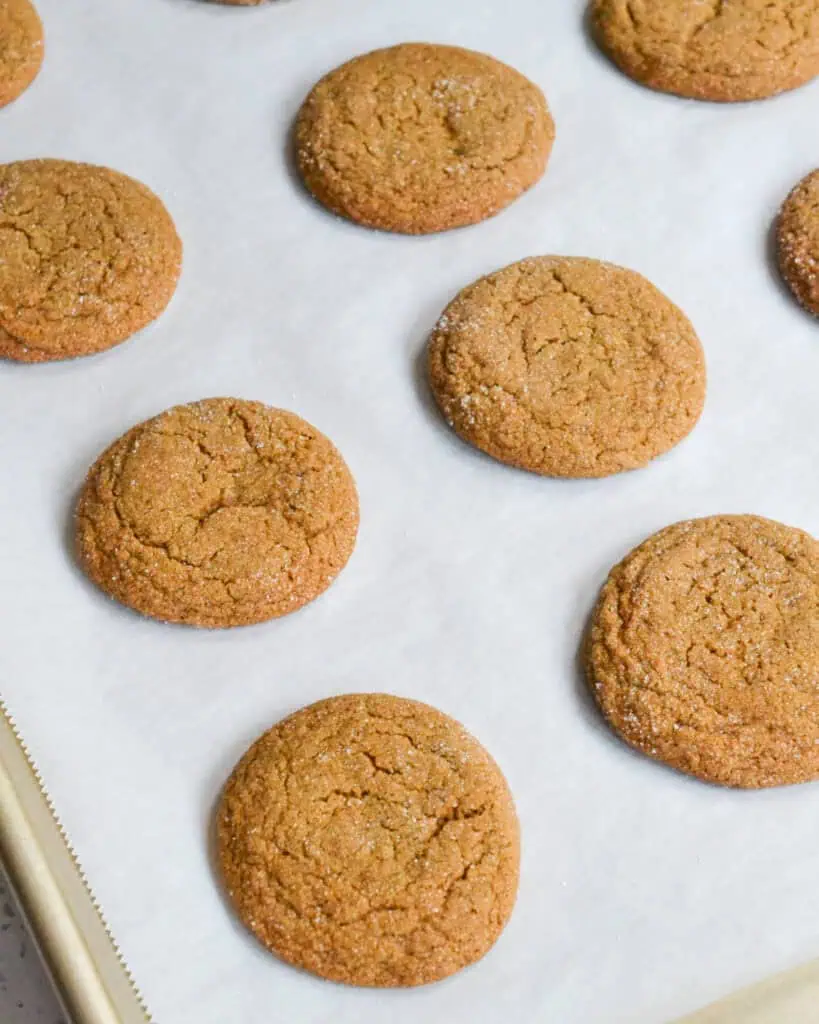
[0,159,181,362]
[778,168,819,315]
[592,0,819,102]
[0,0,43,109]
[586,515,819,788]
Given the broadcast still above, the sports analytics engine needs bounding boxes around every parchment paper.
[2,1,819,1021]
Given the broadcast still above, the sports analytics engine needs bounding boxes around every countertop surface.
[0,866,66,1024]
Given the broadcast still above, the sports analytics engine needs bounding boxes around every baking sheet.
[678,959,819,1024]
[2,0,819,1021]
[0,702,150,1023]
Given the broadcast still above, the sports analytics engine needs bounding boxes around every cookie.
[587,515,819,788]
[217,693,519,986]
[592,0,819,102]
[296,42,554,235]
[0,0,43,109]
[0,159,181,362]
[75,398,359,628]
[777,168,819,316]
[427,256,706,478]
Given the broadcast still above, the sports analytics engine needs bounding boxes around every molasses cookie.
[0,159,181,362]
[778,168,819,315]
[0,0,43,109]
[296,42,554,234]
[587,515,819,788]
[75,398,359,627]
[427,256,706,478]
[217,693,520,986]
[592,0,819,102]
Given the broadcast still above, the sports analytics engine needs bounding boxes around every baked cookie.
[217,693,519,986]
[75,398,359,628]
[587,515,819,788]
[0,159,181,362]
[777,168,819,315]
[427,256,706,478]
[0,0,43,109]
[592,0,819,102]
[296,42,554,234]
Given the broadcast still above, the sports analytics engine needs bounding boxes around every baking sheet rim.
[0,699,152,1024]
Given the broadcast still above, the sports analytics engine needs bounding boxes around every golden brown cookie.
[587,515,819,788]
[777,168,819,316]
[296,42,554,235]
[217,693,520,986]
[0,0,43,109]
[427,256,706,478]
[75,398,359,628]
[592,0,819,102]
[0,159,181,362]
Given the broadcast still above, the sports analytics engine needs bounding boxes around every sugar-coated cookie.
[778,168,819,315]
[0,0,43,109]
[0,160,181,362]
[593,0,819,102]
[428,256,706,478]
[75,399,359,628]
[587,515,819,788]
[217,693,520,986]
[296,43,554,234]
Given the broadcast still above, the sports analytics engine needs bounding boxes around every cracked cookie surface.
[777,168,819,315]
[427,256,705,478]
[75,398,359,628]
[0,0,43,109]
[0,159,182,362]
[217,693,520,986]
[587,515,819,788]
[296,42,554,235]
[592,0,819,102]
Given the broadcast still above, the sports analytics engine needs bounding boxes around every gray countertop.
[0,866,66,1024]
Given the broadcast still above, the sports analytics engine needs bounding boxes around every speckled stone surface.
[0,866,66,1023]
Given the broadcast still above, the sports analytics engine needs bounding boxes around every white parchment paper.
[2,1,819,1021]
